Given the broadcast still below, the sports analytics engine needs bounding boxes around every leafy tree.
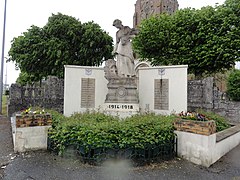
[133,2,239,78]
[16,72,39,86]
[222,0,240,58]
[8,13,113,81]
[9,25,46,79]
[227,69,240,101]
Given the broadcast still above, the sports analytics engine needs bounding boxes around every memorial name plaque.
[154,79,169,110]
[81,78,95,108]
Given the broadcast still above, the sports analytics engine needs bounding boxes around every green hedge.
[48,111,175,155]
[48,110,230,156]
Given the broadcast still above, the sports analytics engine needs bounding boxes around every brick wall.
[133,0,179,28]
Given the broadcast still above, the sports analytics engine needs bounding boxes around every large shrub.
[48,112,175,155]
[227,69,240,101]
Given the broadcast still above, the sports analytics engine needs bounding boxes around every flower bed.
[174,119,216,136]
[16,114,52,128]
[16,107,52,128]
[173,110,229,135]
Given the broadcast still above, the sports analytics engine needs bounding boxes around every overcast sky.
[0,0,230,85]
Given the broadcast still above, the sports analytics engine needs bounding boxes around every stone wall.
[8,76,64,117]
[188,77,240,123]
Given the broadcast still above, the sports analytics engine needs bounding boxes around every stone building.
[133,0,179,28]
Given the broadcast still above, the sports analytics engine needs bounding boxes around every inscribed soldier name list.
[81,78,95,108]
[154,79,169,110]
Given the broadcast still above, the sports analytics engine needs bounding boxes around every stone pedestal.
[104,76,139,118]
[105,77,138,104]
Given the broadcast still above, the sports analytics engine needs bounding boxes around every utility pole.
[5,60,7,86]
[0,0,7,114]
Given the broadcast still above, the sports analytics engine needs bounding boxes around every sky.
[0,0,234,85]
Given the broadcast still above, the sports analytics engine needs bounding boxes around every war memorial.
[64,19,187,118]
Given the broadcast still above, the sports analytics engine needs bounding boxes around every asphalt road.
[1,116,240,180]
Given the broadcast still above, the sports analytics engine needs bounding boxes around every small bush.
[4,90,9,96]
[227,69,240,101]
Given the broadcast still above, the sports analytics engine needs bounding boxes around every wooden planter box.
[16,114,52,128]
[174,119,216,136]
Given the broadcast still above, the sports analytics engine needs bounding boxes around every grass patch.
[2,95,8,116]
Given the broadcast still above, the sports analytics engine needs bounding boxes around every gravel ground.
[0,116,14,179]
[1,116,240,180]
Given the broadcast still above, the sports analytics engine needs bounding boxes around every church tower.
[133,0,179,28]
